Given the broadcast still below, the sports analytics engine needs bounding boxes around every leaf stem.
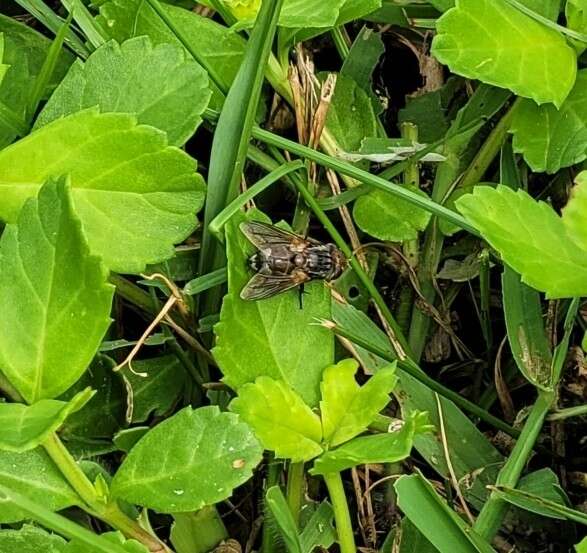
[322,472,355,553]
[43,433,169,552]
[286,461,305,527]
[547,404,587,421]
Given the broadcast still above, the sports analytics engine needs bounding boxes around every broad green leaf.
[395,474,496,553]
[96,0,245,107]
[0,177,114,402]
[325,73,379,152]
[0,389,93,452]
[510,70,587,173]
[353,186,432,242]
[213,213,333,407]
[0,448,79,523]
[230,377,323,462]
[518,468,569,510]
[0,108,205,273]
[0,525,66,553]
[311,411,430,475]
[124,355,187,423]
[320,358,397,447]
[456,185,587,298]
[502,267,553,389]
[432,0,577,107]
[36,37,210,147]
[58,355,125,439]
[562,171,587,251]
[0,14,73,148]
[577,538,587,553]
[434,0,563,19]
[111,406,262,513]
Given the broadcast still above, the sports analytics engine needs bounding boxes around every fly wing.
[240,271,310,301]
[239,221,320,249]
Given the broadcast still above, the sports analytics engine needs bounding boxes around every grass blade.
[198,0,285,316]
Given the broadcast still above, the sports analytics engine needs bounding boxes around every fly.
[239,221,346,301]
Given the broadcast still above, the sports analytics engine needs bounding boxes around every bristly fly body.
[239,221,346,301]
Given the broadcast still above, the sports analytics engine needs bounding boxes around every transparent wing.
[239,221,319,249]
[240,271,310,301]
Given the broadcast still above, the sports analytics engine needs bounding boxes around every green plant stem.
[458,99,519,190]
[473,391,554,540]
[323,472,355,553]
[407,100,516,360]
[293,176,413,359]
[109,273,154,314]
[548,404,587,421]
[0,484,130,553]
[43,433,169,552]
[330,323,519,438]
[286,461,305,527]
[331,26,350,59]
[262,455,284,553]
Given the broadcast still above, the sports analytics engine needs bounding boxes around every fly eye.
[294,254,305,267]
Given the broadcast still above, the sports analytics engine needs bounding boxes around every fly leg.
[298,284,306,310]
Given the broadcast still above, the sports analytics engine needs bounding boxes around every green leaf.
[113,427,149,453]
[311,411,429,475]
[325,73,379,152]
[124,355,187,423]
[0,14,73,148]
[567,0,587,52]
[229,377,323,462]
[510,70,587,173]
[96,0,244,107]
[0,524,66,553]
[0,389,93,452]
[35,37,211,147]
[265,486,303,553]
[0,177,113,402]
[456,185,587,298]
[0,108,205,273]
[213,213,333,407]
[299,500,336,552]
[58,355,125,440]
[111,406,263,513]
[332,299,504,510]
[502,267,553,389]
[320,358,397,447]
[491,484,587,525]
[353,186,433,242]
[65,532,149,553]
[577,538,587,553]
[562,170,587,251]
[432,0,577,107]
[395,474,497,553]
[0,448,79,523]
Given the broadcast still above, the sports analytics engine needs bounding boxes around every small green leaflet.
[510,70,587,173]
[0,177,114,402]
[0,389,94,452]
[230,377,324,462]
